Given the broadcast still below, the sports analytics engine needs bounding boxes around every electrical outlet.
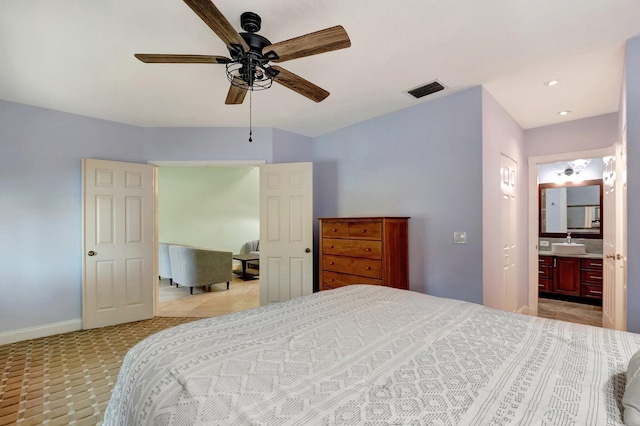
[453,232,467,244]
[540,240,550,247]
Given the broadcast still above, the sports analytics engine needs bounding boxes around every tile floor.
[157,275,260,317]
[537,297,602,327]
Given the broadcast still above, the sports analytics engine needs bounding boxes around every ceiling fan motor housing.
[241,12,261,33]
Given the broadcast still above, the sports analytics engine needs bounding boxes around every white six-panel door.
[259,162,313,305]
[500,154,518,312]
[82,159,155,329]
[603,142,628,331]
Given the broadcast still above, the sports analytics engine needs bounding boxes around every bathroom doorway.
[529,147,618,330]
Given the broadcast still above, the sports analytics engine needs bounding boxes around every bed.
[103,285,640,425]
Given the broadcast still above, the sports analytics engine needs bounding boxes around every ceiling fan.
[135,0,351,105]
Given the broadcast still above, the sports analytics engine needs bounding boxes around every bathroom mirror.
[539,179,603,239]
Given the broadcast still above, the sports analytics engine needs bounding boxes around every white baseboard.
[0,319,82,346]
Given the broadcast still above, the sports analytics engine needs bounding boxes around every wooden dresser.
[319,217,409,291]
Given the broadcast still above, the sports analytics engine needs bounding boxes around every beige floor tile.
[538,297,602,327]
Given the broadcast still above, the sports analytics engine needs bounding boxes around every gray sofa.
[167,245,233,294]
[241,239,260,269]
[158,242,174,284]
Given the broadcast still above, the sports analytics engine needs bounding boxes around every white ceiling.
[1,0,639,137]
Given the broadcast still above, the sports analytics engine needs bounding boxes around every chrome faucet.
[567,231,572,244]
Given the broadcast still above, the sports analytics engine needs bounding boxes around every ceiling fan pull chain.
[248,88,253,142]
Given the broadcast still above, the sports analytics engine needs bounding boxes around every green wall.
[158,167,259,255]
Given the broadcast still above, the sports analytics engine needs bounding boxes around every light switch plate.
[453,232,467,244]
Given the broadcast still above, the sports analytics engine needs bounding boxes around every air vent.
[405,80,446,99]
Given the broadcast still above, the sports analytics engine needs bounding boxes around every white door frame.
[527,146,614,316]
[148,159,267,312]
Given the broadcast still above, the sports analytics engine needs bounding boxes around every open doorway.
[153,161,263,317]
[527,146,623,328]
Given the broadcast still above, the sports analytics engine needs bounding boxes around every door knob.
[88,251,97,256]
[305,248,311,253]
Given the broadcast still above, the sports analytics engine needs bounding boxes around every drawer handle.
[332,228,338,232]
[538,271,544,274]
[591,263,602,267]
[362,229,367,233]
[590,290,602,295]
[591,276,602,279]
[365,267,371,270]
[365,248,371,252]
[330,245,335,249]
[329,278,334,282]
[538,284,544,288]
[329,262,334,265]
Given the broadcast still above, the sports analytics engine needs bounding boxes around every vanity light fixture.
[555,167,584,183]
[544,79,560,86]
[568,158,591,171]
[557,110,571,116]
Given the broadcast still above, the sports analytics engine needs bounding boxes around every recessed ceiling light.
[544,80,560,86]
[558,110,571,116]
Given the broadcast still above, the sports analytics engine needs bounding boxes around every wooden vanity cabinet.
[319,217,409,291]
[553,257,581,297]
[538,255,553,293]
[581,258,603,299]
[539,254,603,301]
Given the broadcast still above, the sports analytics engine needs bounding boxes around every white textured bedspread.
[104,285,640,425]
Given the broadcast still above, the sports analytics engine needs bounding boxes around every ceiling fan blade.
[225,85,247,104]
[270,65,329,102]
[183,0,249,52]
[134,54,231,64]
[266,26,351,63]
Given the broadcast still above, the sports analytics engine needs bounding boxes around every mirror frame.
[538,178,603,239]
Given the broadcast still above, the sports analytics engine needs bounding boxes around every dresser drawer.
[348,221,381,240]
[322,222,350,238]
[582,284,603,299]
[323,255,382,279]
[581,258,603,270]
[322,271,382,290]
[322,239,382,259]
[581,269,603,285]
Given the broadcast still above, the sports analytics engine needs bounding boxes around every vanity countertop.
[538,251,603,260]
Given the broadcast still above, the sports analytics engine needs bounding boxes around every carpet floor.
[0,316,200,426]
[0,276,260,425]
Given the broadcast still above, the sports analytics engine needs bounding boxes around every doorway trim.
[527,146,614,316]
[149,160,266,168]
[148,159,266,312]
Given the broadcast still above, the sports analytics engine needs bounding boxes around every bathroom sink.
[551,243,586,255]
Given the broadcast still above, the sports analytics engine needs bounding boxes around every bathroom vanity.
[538,253,603,301]
[538,177,603,303]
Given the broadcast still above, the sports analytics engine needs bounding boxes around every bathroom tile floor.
[538,297,602,327]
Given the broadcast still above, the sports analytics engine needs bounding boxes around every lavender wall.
[0,100,145,333]
[142,127,273,162]
[625,36,640,332]
[272,128,314,163]
[481,88,528,311]
[313,87,484,303]
[525,113,618,157]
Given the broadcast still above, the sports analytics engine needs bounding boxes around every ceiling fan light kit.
[134,0,351,141]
